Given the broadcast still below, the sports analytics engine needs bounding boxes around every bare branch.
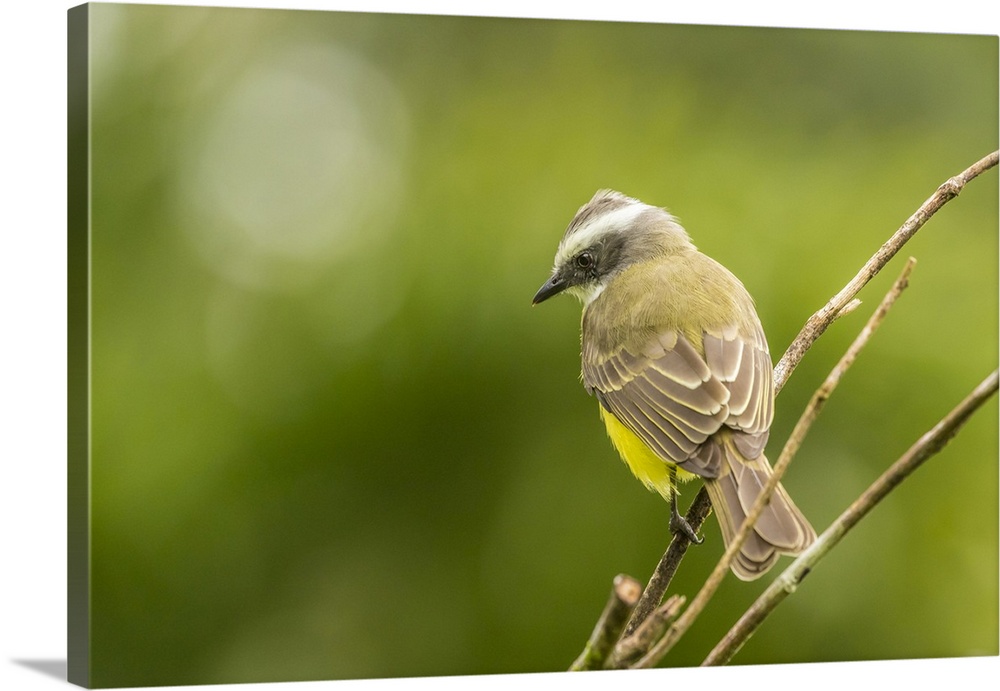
[569,574,642,671]
[610,595,685,668]
[767,258,916,492]
[702,369,1000,666]
[773,150,999,394]
[630,258,917,670]
[618,488,711,640]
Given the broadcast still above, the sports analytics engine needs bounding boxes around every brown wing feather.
[583,322,773,478]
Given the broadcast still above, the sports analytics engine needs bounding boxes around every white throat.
[567,280,607,306]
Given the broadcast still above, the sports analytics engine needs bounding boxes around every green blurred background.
[81,3,998,687]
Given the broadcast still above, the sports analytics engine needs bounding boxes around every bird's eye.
[575,252,594,270]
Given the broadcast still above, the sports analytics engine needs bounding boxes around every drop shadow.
[12,659,68,682]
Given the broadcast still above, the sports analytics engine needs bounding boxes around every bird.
[532,189,816,580]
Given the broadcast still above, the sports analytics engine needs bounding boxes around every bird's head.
[532,189,694,306]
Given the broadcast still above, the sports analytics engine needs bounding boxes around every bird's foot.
[670,503,704,545]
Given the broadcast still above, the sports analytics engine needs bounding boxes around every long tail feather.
[703,440,816,581]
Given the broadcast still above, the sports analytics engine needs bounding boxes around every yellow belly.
[600,405,697,500]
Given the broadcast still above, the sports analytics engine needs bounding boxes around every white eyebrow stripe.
[554,201,652,267]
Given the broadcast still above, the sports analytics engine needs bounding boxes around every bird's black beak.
[532,273,568,305]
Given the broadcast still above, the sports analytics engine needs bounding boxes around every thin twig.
[618,488,711,639]
[610,595,685,668]
[702,369,1000,666]
[632,258,917,669]
[773,150,999,394]
[569,574,642,671]
[834,298,863,320]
